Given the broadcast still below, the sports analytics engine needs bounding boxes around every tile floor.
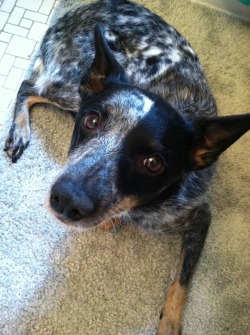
[0,0,59,113]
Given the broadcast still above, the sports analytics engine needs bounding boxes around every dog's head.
[49,25,250,229]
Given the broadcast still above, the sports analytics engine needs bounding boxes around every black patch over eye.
[84,112,100,130]
[143,155,164,174]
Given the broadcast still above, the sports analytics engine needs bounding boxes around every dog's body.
[4,0,250,334]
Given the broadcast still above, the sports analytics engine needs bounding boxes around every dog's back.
[36,0,216,118]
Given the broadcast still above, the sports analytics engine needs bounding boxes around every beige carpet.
[0,1,249,334]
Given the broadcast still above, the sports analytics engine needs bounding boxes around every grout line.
[0,0,57,112]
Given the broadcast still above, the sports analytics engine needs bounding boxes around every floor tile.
[6,35,36,58]
[8,7,25,25]
[24,10,48,23]
[0,0,16,13]
[28,22,48,41]
[4,23,29,37]
[0,86,15,111]
[0,54,15,76]
[39,0,55,15]
[0,32,12,43]
[0,74,6,86]
[4,66,24,90]
[14,57,31,70]
[0,42,8,61]
[0,11,9,30]
[16,0,43,12]
[20,18,33,29]
[0,0,57,114]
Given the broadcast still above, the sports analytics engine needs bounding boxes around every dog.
[4,0,250,334]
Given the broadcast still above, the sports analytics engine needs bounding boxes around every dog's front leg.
[157,203,211,335]
[4,79,70,163]
[4,79,46,162]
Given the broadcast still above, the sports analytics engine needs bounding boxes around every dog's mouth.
[48,189,138,230]
[50,210,101,229]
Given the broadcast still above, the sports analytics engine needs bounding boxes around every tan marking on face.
[84,73,105,94]
[96,196,139,231]
[116,196,139,211]
[97,217,122,231]
[157,251,188,335]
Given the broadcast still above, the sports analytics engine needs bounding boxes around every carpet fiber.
[0,1,249,334]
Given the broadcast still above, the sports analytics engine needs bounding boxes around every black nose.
[50,178,94,221]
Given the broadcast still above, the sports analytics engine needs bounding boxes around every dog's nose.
[50,178,94,221]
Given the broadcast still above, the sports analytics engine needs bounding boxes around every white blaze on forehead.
[143,46,163,57]
[68,91,154,166]
[110,90,154,121]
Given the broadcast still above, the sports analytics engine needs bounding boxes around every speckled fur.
[4,1,250,334]
[37,0,216,114]
[5,0,249,235]
[5,0,218,230]
[44,0,216,231]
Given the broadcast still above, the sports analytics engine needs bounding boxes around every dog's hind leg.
[157,204,211,335]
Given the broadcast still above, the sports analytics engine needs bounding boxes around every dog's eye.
[143,155,164,174]
[84,112,100,130]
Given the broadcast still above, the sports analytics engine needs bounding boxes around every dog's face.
[49,25,250,229]
[50,84,189,228]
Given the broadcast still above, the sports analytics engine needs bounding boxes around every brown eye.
[84,112,100,130]
[143,155,164,174]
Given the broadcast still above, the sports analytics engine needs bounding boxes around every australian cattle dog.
[4,0,250,334]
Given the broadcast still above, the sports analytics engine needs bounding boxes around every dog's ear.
[81,24,127,94]
[187,114,250,170]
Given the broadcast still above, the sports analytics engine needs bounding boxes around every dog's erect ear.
[81,24,127,94]
[187,114,250,170]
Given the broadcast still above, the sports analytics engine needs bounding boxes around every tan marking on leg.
[6,95,66,160]
[157,251,188,335]
[16,110,29,129]
[26,95,76,112]
[26,96,58,109]
[13,96,53,143]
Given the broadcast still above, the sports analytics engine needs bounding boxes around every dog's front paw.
[157,314,181,335]
[156,280,187,335]
[4,123,30,163]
